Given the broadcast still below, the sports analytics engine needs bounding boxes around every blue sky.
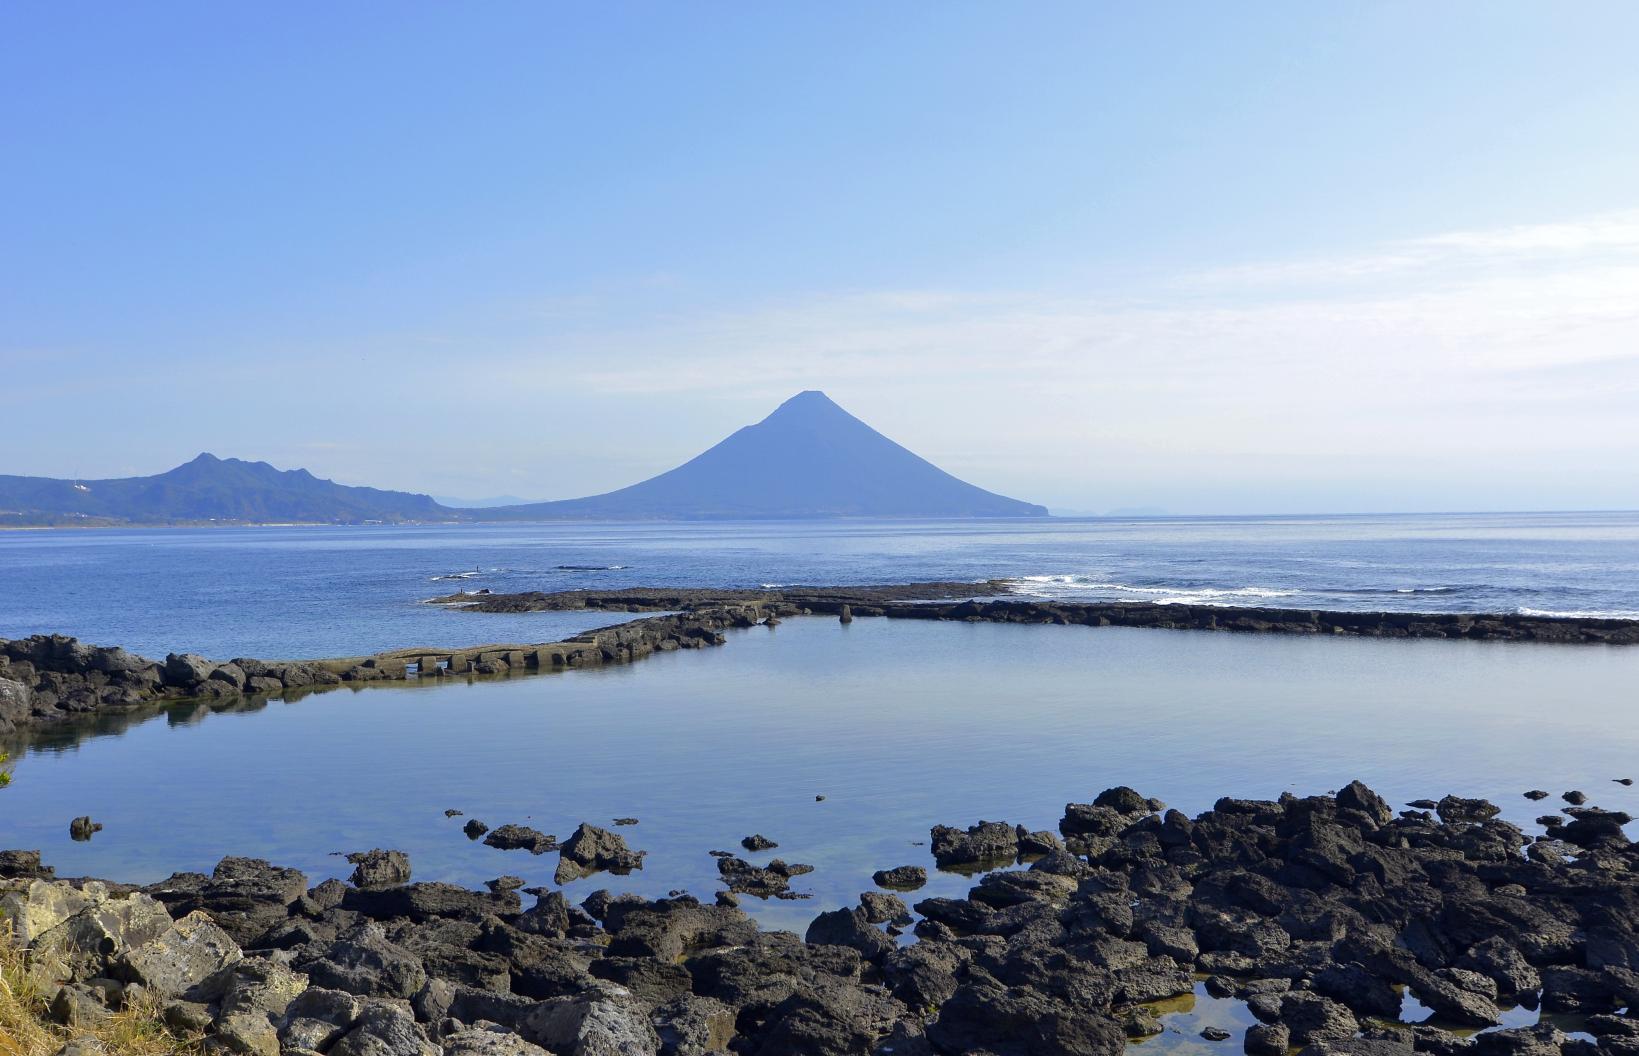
[3,3,1637,513]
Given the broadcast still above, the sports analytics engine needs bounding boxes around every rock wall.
[452,586,1639,646]
[0,604,777,736]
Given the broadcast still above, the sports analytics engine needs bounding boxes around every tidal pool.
[4,617,1638,938]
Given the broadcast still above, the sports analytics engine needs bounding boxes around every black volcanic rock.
[0,453,453,526]
[474,390,1047,520]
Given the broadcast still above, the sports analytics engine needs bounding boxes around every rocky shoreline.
[439,584,1639,645]
[5,582,1635,736]
[6,780,1639,1056]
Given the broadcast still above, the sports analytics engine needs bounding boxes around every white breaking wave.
[429,570,484,581]
[1518,607,1639,621]
[1010,575,1298,605]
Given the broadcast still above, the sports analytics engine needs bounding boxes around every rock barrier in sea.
[5,780,1638,1055]
[448,583,1639,645]
[0,604,775,735]
[6,582,1635,735]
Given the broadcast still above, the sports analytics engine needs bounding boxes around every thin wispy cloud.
[551,209,1639,401]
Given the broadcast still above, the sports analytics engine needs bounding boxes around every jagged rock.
[163,652,213,687]
[347,849,412,889]
[521,984,661,1055]
[871,865,926,891]
[298,923,428,999]
[119,909,242,995]
[146,857,308,946]
[1277,993,1358,1045]
[1015,827,1062,856]
[209,956,309,1017]
[805,906,894,960]
[555,823,646,884]
[440,1025,553,1055]
[483,825,555,854]
[277,987,361,1052]
[716,856,814,899]
[464,819,490,840]
[924,981,1125,1055]
[0,849,52,879]
[1245,1023,1290,1056]
[329,1000,438,1056]
[25,887,176,987]
[68,816,102,841]
[1435,795,1500,824]
[49,984,112,1028]
[859,891,910,925]
[651,994,737,1056]
[1559,807,1633,847]
[1337,780,1394,825]
[214,1011,281,1056]
[344,882,515,922]
[741,835,778,852]
[929,821,1019,868]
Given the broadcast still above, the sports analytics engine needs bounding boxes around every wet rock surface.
[8,780,1639,1055]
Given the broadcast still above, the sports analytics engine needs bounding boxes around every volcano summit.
[477,390,1048,520]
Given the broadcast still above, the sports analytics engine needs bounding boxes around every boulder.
[347,849,412,889]
[716,856,814,900]
[146,857,308,946]
[440,1025,553,1056]
[210,956,310,1017]
[871,865,927,891]
[859,891,910,926]
[1337,780,1394,825]
[298,923,428,999]
[26,888,176,987]
[163,653,213,687]
[929,821,1019,868]
[0,849,53,880]
[651,994,737,1056]
[1435,796,1500,824]
[924,981,1125,1055]
[119,910,243,996]
[277,987,361,1052]
[483,824,555,854]
[556,824,647,884]
[328,1000,438,1056]
[805,907,894,960]
[520,984,661,1055]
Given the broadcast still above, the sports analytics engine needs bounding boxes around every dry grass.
[0,930,200,1056]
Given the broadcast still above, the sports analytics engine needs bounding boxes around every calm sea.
[5,513,1639,1045]
[1,511,1636,660]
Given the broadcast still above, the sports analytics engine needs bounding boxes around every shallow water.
[5,618,1638,936]
[1,512,1636,660]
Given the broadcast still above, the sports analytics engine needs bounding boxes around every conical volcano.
[478,391,1047,520]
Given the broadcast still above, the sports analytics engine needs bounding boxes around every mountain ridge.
[1,393,1048,525]
[0,453,453,526]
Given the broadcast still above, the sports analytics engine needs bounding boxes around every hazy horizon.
[4,4,1637,515]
